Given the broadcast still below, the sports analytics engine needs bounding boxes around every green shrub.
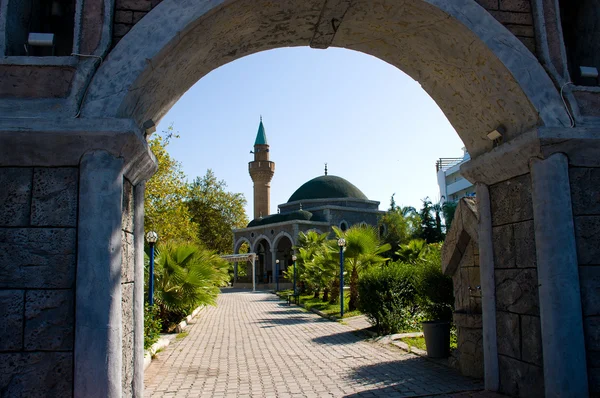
[144,303,162,350]
[415,243,454,321]
[358,262,420,335]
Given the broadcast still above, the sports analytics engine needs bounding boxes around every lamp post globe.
[337,238,346,317]
[146,231,158,244]
[146,231,158,306]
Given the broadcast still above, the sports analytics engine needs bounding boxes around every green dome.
[288,175,368,203]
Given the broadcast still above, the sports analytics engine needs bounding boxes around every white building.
[436,148,475,203]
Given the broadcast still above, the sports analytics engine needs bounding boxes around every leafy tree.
[151,243,229,329]
[419,198,444,243]
[187,170,249,253]
[334,225,391,311]
[379,197,421,260]
[145,131,197,243]
[442,201,458,232]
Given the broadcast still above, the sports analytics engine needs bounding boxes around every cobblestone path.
[144,289,484,397]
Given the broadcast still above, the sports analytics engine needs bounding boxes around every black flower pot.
[421,320,451,358]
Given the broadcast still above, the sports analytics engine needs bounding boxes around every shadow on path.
[253,316,329,326]
[311,330,367,346]
[345,358,483,394]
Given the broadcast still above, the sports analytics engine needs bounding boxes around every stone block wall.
[451,240,484,378]
[0,167,78,397]
[122,178,136,397]
[489,173,544,396]
[476,0,536,53]
[570,167,600,395]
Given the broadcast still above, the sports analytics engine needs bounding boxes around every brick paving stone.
[145,289,485,397]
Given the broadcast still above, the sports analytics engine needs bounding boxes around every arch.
[82,0,569,157]
[251,234,272,253]
[233,237,251,254]
[272,231,295,248]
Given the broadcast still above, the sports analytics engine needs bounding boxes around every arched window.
[339,221,348,232]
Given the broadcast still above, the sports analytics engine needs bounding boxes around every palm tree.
[334,225,391,311]
[291,231,330,297]
[396,239,429,264]
[151,243,229,327]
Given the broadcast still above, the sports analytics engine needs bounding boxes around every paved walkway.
[144,289,485,397]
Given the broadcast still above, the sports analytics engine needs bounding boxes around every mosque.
[232,118,384,286]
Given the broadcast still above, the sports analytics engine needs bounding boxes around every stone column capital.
[461,127,600,186]
[0,117,157,185]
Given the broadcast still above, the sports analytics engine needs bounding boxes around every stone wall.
[0,167,78,396]
[113,0,536,53]
[122,179,136,397]
[570,166,600,395]
[489,173,544,396]
[442,198,484,379]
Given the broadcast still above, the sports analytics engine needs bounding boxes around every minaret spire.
[248,117,275,220]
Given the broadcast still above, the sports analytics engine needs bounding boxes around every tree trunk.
[329,278,339,304]
[322,287,329,302]
[349,266,359,311]
[313,288,320,299]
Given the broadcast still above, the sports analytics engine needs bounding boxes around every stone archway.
[2,1,597,397]
[81,0,568,158]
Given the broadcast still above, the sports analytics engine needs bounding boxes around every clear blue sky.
[156,47,464,219]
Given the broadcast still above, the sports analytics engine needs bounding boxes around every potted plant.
[418,256,454,358]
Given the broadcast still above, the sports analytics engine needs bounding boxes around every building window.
[6,0,77,56]
[559,0,600,85]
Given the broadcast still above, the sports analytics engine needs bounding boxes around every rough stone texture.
[584,316,600,353]
[573,92,600,118]
[495,268,539,315]
[0,66,75,98]
[574,216,600,265]
[521,315,543,366]
[24,289,74,351]
[441,199,484,380]
[489,174,533,226]
[80,0,105,54]
[453,326,485,379]
[0,290,24,351]
[0,228,76,289]
[580,266,600,317]
[123,179,134,233]
[0,352,73,397]
[0,167,32,226]
[122,282,135,397]
[513,221,536,268]
[496,311,520,358]
[122,231,135,283]
[498,355,544,397]
[492,224,515,268]
[31,167,78,227]
[570,167,600,216]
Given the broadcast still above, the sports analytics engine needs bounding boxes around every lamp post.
[275,259,280,292]
[338,238,346,318]
[146,231,158,306]
[292,255,297,297]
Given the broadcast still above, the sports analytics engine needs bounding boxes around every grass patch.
[400,334,458,352]
[400,336,427,351]
[276,290,361,319]
[176,331,189,340]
